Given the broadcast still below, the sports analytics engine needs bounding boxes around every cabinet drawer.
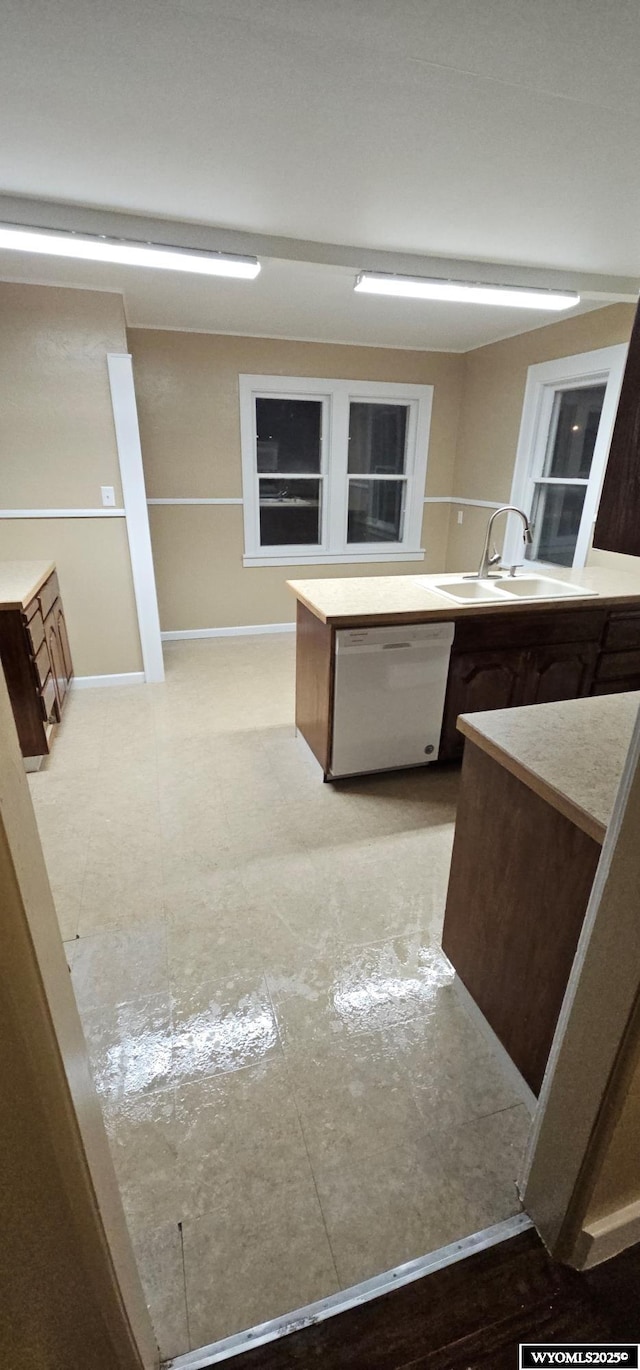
[452,606,608,654]
[602,609,640,651]
[33,638,50,689]
[26,607,45,655]
[24,593,41,623]
[38,571,60,622]
[40,674,57,721]
[595,648,640,682]
[593,679,640,696]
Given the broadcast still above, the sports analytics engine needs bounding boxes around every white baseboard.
[72,672,145,688]
[161,623,296,641]
[577,1198,640,1268]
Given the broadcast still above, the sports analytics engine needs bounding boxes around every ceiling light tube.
[0,224,261,278]
[354,271,579,310]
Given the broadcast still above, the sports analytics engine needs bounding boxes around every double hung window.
[505,346,627,571]
[239,376,433,565]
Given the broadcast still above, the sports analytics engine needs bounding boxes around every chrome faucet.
[466,505,533,580]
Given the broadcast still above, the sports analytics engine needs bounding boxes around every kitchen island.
[442,690,639,1096]
[288,568,640,778]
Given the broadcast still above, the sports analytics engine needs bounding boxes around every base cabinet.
[591,609,640,696]
[0,569,74,758]
[439,650,524,760]
[44,601,72,712]
[525,641,599,706]
[442,742,602,1094]
[294,599,640,777]
[439,608,606,761]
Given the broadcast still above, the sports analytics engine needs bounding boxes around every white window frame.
[239,375,433,566]
[504,345,628,571]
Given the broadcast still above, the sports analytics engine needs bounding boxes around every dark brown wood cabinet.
[44,600,72,712]
[593,298,640,557]
[524,640,599,706]
[0,566,74,759]
[439,649,524,760]
[293,593,640,778]
[442,742,602,1094]
[591,607,640,696]
[439,606,606,760]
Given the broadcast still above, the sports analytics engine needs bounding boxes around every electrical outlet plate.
[101,485,116,507]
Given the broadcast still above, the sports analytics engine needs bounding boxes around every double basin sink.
[427,574,598,605]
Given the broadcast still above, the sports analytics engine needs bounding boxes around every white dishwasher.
[331,622,455,778]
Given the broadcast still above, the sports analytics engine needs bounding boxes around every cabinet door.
[439,649,525,760]
[523,641,598,706]
[44,608,68,715]
[55,601,74,686]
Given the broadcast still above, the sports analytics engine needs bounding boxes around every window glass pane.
[259,477,321,545]
[543,385,606,479]
[348,402,408,475]
[347,479,405,543]
[526,482,587,567]
[256,398,322,474]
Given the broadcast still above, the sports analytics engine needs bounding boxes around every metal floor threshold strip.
[165,1211,533,1369]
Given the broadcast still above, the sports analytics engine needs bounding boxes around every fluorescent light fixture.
[0,224,260,278]
[354,271,580,310]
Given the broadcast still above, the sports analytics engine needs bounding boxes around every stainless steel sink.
[428,575,597,604]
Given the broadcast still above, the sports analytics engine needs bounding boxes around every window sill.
[243,549,426,568]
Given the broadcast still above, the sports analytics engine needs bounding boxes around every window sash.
[346,475,408,546]
[258,473,325,550]
[527,480,589,566]
[251,392,330,556]
[524,379,606,568]
[334,395,419,554]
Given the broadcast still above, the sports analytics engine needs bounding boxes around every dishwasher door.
[331,622,455,778]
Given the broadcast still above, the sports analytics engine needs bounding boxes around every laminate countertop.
[0,561,56,611]
[287,566,640,626]
[458,691,640,845]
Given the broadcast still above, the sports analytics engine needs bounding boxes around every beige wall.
[130,329,464,630]
[446,304,636,573]
[0,518,142,676]
[444,503,498,575]
[0,282,142,675]
[148,502,448,631]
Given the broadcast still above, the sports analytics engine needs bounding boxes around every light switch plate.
[101,486,116,507]
[457,510,464,524]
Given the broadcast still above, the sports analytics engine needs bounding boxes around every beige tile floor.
[29,635,531,1360]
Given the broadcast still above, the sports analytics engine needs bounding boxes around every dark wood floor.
[236,1231,640,1369]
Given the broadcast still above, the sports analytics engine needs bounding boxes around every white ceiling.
[0,251,615,352]
[0,0,639,347]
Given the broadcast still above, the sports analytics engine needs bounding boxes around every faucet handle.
[488,547,501,566]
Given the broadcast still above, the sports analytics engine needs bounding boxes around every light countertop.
[0,561,55,610]
[458,691,640,844]
[288,566,640,625]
